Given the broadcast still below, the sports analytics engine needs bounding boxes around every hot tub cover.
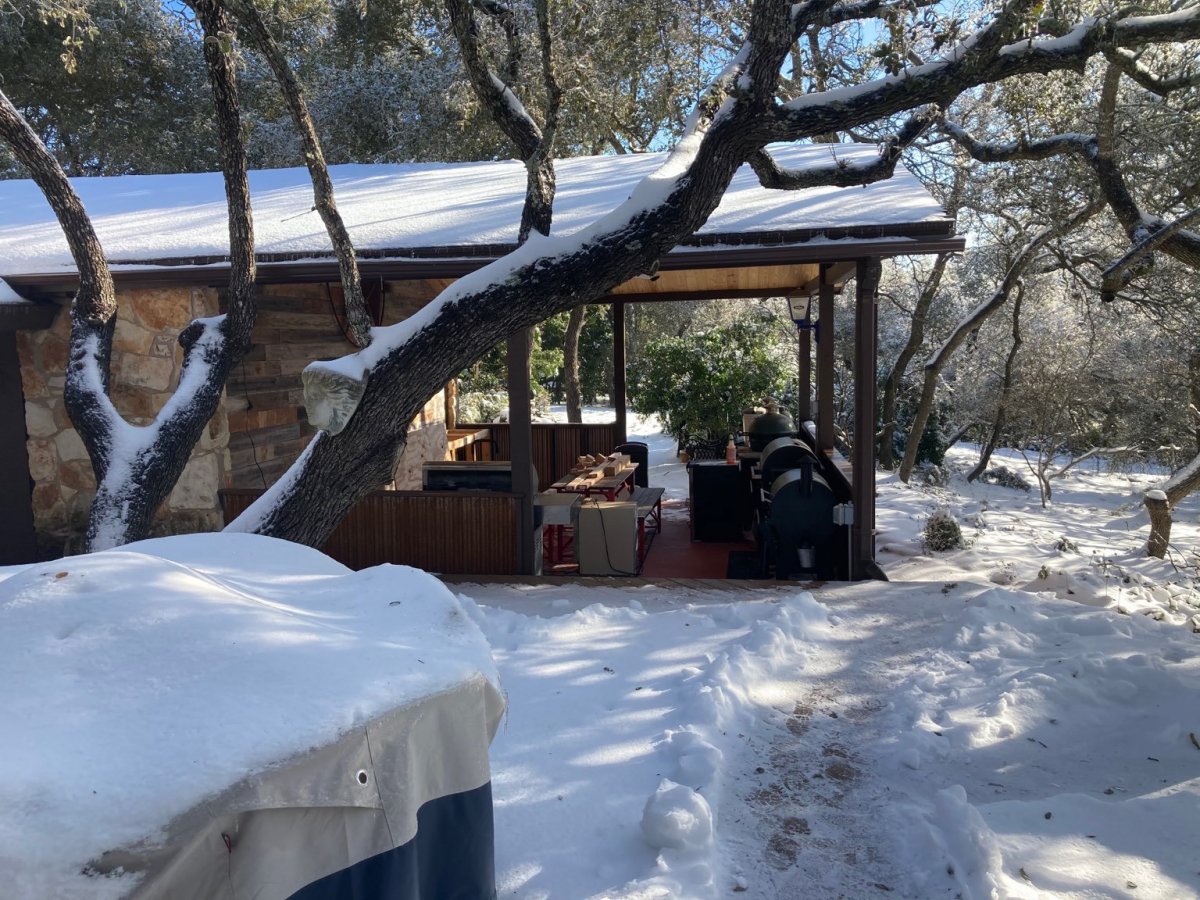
[0,533,504,899]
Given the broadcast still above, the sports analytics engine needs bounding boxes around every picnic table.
[550,457,638,501]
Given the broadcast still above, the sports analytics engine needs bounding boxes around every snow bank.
[880,584,1200,898]
[0,533,497,899]
[461,590,828,899]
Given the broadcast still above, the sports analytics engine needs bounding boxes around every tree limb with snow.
[942,62,1200,296]
[898,200,1104,484]
[0,0,259,550]
[224,0,1200,546]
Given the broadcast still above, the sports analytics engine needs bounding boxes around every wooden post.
[506,327,537,574]
[612,301,628,443]
[816,265,835,454]
[797,311,812,423]
[852,258,883,579]
[0,332,37,564]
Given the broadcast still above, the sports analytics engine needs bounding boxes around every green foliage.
[539,306,612,403]
[629,316,787,443]
[893,395,951,467]
[0,0,217,177]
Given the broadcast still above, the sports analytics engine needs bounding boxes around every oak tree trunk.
[563,304,586,423]
[879,253,949,469]
[968,284,1024,482]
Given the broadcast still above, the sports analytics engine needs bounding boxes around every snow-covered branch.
[766,5,1200,144]
[750,107,936,190]
[942,61,1200,284]
[1104,47,1200,96]
[445,0,542,159]
[1100,206,1200,300]
[940,120,1094,163]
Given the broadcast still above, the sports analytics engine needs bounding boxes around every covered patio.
[2,144,961,574]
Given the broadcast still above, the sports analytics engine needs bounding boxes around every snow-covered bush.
[924,508,965,552]
[457,390,507,423]
[978,465,1031,492]
[913,461,950,487]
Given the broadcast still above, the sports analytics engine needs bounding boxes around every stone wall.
[227,282,447,493]
[18,280,449,555]
[18,287,230,555]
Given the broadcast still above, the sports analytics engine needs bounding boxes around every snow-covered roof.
[0,144,953,280]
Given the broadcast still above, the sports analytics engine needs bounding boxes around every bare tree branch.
[940,120,1094,162]
[445,0,542,159]
[750,107,936,190]
[898,200,1104,482]
[1105,48,1200,95]
[225,0,372,347]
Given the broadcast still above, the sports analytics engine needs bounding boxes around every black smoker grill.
[760,467,838,579]
[745,410,796,451]
[755,437,838,579]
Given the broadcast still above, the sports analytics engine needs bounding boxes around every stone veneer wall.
[18,288,230,556]
[19,281,448,555]
[223,281,446,492]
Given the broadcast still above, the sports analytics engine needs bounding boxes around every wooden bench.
[632,486,665,566]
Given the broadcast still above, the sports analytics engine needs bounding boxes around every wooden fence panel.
[458,422,620,488]
[220,489,522,574]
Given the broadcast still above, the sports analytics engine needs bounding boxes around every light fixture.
[787,293,814,327]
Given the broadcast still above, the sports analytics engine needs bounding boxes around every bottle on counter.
[725,436,737,464]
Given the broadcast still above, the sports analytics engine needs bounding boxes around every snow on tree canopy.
[0,144,950,277]
[0,533,499,899]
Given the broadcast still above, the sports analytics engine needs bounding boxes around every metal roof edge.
[5,232,964,297]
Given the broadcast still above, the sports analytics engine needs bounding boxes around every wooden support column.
[612,301,628,442]
[852,258,883,579]
[506,327,537,574]
[0,332,37,564]
[797,313,812,423]
[816,265,835,454]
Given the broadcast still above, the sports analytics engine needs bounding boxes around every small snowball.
[641,779,713,852]
[899,747,922,770]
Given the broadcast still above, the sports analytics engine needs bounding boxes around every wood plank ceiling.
[387,262,825,307]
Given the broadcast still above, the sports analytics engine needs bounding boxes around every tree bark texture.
[563,304,586,423]
[967,282,1024,482]
[80,0,258,548]
[879,252,949,469]
[1145,493,1171,559]
[227,0,372,347]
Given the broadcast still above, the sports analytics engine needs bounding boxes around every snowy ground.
[463,413,1200,898]
[5,412,1198,898]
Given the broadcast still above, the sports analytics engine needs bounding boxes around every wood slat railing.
[459,421,621,489]
[220,488,523,574]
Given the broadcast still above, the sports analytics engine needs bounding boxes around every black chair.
[615,441,649,488]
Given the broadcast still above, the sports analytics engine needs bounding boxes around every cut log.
[1144,489,1171,559]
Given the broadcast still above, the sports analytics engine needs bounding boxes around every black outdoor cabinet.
[689,460,745,542]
